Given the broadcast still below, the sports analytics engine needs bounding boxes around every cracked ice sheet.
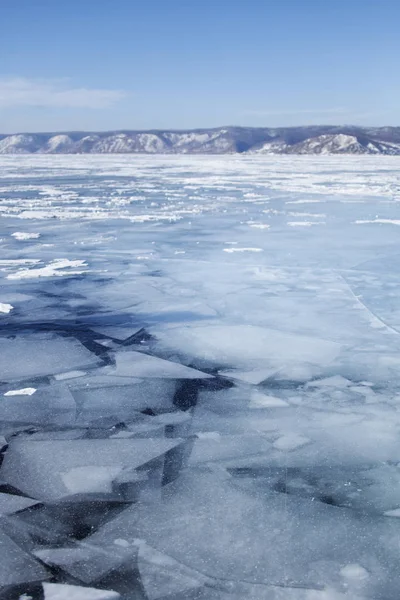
[135,540,348,600]
[145,262,400,383]
[152,323,343,379]
[341,268,400,334]
[146,262,400,346]
[0,383,76,426]
[108,350,212,379]
[0,528,49,589]
[1,438,185,500]
[2,156,400,597]
[0,334,101,381]
[0,492,39,516]
[96,470,400,598]
[194,384,400,466]
[69,378,176,423]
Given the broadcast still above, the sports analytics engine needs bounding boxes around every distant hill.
[1,126,400,155]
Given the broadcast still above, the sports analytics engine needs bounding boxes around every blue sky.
[1,0,399,132]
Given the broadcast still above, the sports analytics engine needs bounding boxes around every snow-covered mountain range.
[1,126,400,155]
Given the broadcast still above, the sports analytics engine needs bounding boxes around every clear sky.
[1,0,399,133]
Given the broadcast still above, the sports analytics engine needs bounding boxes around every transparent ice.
[1,155,400,598]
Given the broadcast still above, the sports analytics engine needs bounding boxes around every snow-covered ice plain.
[1,154,400,599]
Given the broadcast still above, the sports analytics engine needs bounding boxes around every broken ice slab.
[196,386,289,416]
[249,391,289,408]
[189,434,272,466]
[172,379,200,411]
[0,383,76,426]
[236,463,400,516]
[94,339,120,351]
[110,350,213,379]
[42,582,121,600]
[0,528,49,592]
[161,437,195,487]
[35,539,147,599]
[305,375,353,389]
[0,438,189,501]
[3,387,36,397]
[155,582,367,600]
[153,324,343,375]
[219,368,279,385]
[196,387,255,415]
[82,422,135,440]
[273,434,311,452]
[0,492,39,516]
[2,509,79,551]
[145,587,335,600]
[136,540,212,600]
[3,499,126,551]
[151,412,192,438]
[109,423,166,440]
[112,469,149,502]
[132,470,400,598]
[66,374,143,389]
[89,325,141,340]
[187,405,278,437]
[70,379,176,423]
[88,326,151,345]
[34,542,140,587]
[23,429,87,441]
[120,328,153,346]
[0,334,101,382]
[54,370,87,381]
[42,580,364,600]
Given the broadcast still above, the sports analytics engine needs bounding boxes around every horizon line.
[1,124,400,137]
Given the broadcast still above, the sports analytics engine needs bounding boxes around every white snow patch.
[4,387,36,396]
[0,259,40,266]
[0,303,13,314]
[288,221,323,227]
[41,134,74,154]
[340,564,369,580]
[42,583,120,600]
[355,219,400,226]
[288,212,326,218]
[223,247,263,253]
[61,466,122,494]
[7,259,88,280]
[11,231,41,240]
[247,222,270,229]
[286,199,324,204]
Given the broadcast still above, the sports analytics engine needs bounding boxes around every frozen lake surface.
[1,155,400,599]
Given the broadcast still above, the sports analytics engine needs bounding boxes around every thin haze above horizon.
[1,0,399,134]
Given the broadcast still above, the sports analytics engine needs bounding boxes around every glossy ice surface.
[1,155,400,599]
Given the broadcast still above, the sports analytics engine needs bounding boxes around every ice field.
[1,154,400,599]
